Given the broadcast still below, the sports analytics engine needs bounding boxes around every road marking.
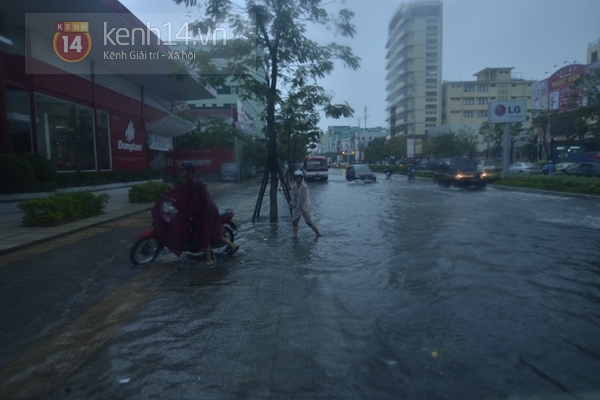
[0,228,109,267]
[0,264,167,399]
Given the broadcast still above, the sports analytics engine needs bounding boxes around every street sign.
[488,100,527,123]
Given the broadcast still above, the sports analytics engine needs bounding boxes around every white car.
[508,162,542,175]
[477,160,496,173]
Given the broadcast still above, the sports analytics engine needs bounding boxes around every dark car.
[346,164,377,182]
[433,160,488,188]
[554,162,600,177]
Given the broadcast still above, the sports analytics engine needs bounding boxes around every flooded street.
[1,171,599,399]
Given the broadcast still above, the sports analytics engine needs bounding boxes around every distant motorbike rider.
[383,164,393,178]
[407,163,416,180]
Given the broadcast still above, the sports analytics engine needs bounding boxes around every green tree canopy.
[175,0,360,221]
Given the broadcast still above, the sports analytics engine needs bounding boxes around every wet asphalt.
[1,171,599,399]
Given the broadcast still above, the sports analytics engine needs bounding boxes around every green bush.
[128,181,172,203]
[17,191,110,226]
[19,153,57,183]
[0,153,37,194]
[493,175,600,195]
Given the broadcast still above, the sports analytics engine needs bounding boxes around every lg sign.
[489,100,526,123]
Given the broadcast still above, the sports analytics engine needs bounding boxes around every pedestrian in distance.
[179,161,239,265]
[290,170,322,238]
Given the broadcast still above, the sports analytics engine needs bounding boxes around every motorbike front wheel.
[130,238,163,265]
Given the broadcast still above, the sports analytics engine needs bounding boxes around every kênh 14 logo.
[53,22,92,63]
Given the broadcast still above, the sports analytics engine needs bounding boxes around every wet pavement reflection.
[1,171,599,399]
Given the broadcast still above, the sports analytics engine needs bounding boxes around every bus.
[302,156,329,182]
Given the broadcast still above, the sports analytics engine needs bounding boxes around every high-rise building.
[386,0,443,157]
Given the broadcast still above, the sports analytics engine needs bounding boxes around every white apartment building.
[588,38,599,64]
[386,0,443,157]
[430,67,534,153]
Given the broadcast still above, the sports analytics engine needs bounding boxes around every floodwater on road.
[2,171,599,399]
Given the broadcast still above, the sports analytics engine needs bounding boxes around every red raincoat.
[152,175,224,256]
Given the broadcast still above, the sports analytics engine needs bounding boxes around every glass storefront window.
[35,93,96,171]
[5,89,33,154]
[97,111,112,170]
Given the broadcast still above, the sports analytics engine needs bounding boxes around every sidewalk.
[0,180,234,255]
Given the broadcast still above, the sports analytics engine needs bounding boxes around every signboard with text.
[488,100,527,124]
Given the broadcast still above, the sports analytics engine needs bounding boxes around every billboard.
[488,100,527,123]
[548,64,585,112]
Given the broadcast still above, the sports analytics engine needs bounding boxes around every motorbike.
[407,169,416,181]
[130,196,237,265]
[384,170,392,180]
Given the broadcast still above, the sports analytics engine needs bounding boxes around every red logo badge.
[53,22,92,63]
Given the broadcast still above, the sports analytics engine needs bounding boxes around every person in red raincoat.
[179,161,239,265]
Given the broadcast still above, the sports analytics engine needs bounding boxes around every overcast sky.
[120,0,600,132]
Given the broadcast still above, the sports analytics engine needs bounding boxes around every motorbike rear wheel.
[130,238,163,265]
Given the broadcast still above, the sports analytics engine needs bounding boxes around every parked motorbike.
[130,196,237,265]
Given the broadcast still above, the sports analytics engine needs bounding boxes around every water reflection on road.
[44,171,600,399]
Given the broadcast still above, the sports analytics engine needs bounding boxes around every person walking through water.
[291,170,322,238]
[179,161,239,265]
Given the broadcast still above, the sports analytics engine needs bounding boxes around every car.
[346,164,377,182]
[433,160,487,188]
[508,162,542,175]
[477,160,497,173]
[554,162,600,177]
[554,162,574,172]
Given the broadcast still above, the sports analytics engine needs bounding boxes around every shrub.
[493,175,600,195]
[17,191,110,226]
[19,153,57,183]
[0,153,37,194]
[128,181,172,203]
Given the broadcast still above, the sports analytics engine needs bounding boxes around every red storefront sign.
[110,114,147,170]
[148,148,235,173]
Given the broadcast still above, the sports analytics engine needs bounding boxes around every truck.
[302,156,329,182]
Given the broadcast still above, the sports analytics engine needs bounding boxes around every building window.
[426,39,438,44]
[426,59,438,64]
[450,97,460,101]
[463,98,475,105]
[426,85,437,89]
[426,25,438,31]
[426,46,438,50]
[464,85,475,92]
[426,111,437,114]
[477,98,488,105]
[426,98,438,102]
[426,19,438,23]
[5,88,33,154]
[35,93,99,172]
[477,110,488,118]
[426,66,437,71]
[477,84,488,92]
[426,104,437,109]
[451,111,460,114]
[426,91,437,96]
[426,52,438,57]
[426,33,438,37]
[425,124,436,127]
[464,111,474,118]
[425,117,437,122]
